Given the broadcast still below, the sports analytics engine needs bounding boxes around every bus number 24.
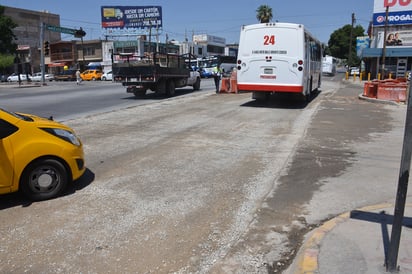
[264,35,275,45]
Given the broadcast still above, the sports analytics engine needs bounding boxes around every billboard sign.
[375,30,412,47]
[193,34,226,46]
[373,0,412,26]
[101,6,162,29]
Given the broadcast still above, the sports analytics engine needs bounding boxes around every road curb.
[358,93,404,106]
[290,202,412,274]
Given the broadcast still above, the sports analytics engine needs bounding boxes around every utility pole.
[156,24,159,52]
[74,28,86,70]
[40,22,45,85]
[348,13,356,66]
[387,81,412,272]
[381,6,389,80]
[148,24,152,54]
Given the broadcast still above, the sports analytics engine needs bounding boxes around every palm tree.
[256,5,273,23]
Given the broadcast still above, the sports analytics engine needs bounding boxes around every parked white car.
[7,73,31,82]
[101,71,112,81]
[31,72,55,82]
[348,67,360,76]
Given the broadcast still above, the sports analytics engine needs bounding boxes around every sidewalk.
[286,79,412,273]
[287,203,412,273]
[0,81,46,88]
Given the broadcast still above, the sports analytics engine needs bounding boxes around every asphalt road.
[0,79,215,121]
[1,75,402,273]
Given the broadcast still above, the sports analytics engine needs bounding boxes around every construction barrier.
[229,78,238,93]
[219,77,230,93]
[219,70,238,94]
[229,70,237,93]
[363,79,407,103]
[363,81,378,98]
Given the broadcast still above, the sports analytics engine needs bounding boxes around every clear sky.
[0,0,373,44]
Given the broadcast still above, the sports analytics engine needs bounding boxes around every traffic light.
[44,41,50,56]
[74,28,86,38]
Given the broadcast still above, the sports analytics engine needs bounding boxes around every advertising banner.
[101,6,162,29]
[373,0,412,26]
[356,36,370,57]
[375,30,412,47]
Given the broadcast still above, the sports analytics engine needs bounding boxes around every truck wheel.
[193,77,201,91]
[134,89,146,98]
[166,80,175,97]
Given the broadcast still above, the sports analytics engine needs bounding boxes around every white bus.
[200,55,237,78]
[322,55,337,76]
[236,22,322,101]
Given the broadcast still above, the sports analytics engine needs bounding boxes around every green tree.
[0,53,14,72]
[328,24,365,66]
[0,5,18,54]
[256,5,273,23]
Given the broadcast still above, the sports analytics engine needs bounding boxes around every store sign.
[373,0,412,26]
[356,36,370,57]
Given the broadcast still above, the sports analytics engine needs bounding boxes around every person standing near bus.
[212,64,223,93]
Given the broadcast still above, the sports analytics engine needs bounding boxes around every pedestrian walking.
[212,64,223,93]
[76,69,81,85]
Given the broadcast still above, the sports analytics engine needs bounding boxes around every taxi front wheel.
[20,158,69,201]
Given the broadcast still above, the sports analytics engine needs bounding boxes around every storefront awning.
[48,62,66,67]
[361,47,412,58]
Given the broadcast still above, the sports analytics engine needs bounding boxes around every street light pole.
[348,13,355,66]
[40,22,45,85]
[387,80,412,272]
[74,28,86,70]
[381,6,389,80]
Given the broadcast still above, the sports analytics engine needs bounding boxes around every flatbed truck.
[113,52,201,98]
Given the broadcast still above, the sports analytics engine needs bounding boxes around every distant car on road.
[31,72,55,82]
[101,71,112,81]
[7,73,31,82]
[80,69,102,81]
[199,68,212,78]
[348,67,360,76]
[55,69,77,81]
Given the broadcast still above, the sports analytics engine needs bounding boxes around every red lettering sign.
[384,0,411,7]
[264,35,275,45]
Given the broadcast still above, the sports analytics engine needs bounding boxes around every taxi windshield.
[1,108,33,121]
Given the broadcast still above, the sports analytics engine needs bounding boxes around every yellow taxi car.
[0,108,86,201]
[80,69,103,81]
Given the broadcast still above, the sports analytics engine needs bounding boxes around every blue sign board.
[373,0,412,26]
[357,36,371,57]
[373,10,412,26]
[101,6,162,29]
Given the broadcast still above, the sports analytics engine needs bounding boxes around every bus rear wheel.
[252,91,270,101]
